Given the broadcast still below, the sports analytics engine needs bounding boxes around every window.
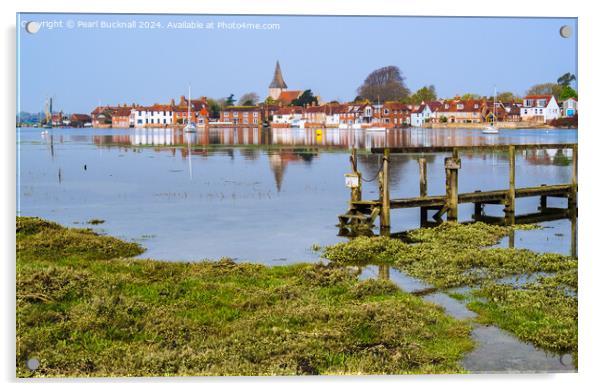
[224,112,229,117]
[457,104,464,110]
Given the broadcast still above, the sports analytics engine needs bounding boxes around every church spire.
[269,61,288,89]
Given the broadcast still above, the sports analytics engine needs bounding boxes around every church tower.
[268,61,288,100]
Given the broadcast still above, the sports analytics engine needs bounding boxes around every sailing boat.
[42,97,53,133]
[483,86,499,134]
[183,85,197,133]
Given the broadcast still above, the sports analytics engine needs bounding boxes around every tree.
[291,89,318,107]
[357,65,410,102]
[460,93,481,100]
[496,91,519,103]
[264,96,276,105]
[559,85,578,101]
[206,98,222,118]
[224,94,236,107]
[526,83,563,99]
[406,85,437,104]
[238,92,259,106]
[557,72,576,87]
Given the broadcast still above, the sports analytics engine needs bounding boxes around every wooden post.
[571,211,577,258]
[378,264,390,280]
[506,145,516,225]
[350,148,362,204]
[445,148,460,222]
[508,229,515,249]
[380,148,391,231]
[474,202,483,220]
[419,157,428,226]
[569,144,578,210]
[540,196,548,212]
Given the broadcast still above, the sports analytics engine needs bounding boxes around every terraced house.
[430,99,485,124]
[220,106,262,125]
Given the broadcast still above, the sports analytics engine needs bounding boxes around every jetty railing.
[338,143,577,234]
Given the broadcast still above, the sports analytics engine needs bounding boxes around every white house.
[411,104,432,127]
[521,95,560,122]
[134,104,174,127]
[271,107,304,125]
[561,98,578,117]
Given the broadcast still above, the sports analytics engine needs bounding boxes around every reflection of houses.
[267,150,316,192]
[561,98,578,117]
[521,95,560,122]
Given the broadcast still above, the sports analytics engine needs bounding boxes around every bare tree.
[357,66,410,102]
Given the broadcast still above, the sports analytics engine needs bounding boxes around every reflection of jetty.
[338,143,577,236]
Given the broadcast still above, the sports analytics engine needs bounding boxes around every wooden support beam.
[505,145,516,225]
[380,148,391,230]
[540,195,548,212]
[419,158,428,226]
[445,148,460,222]
[350,148,362,204]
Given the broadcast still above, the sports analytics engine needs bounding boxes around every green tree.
[557,72,576,87]
[206,98,222,118]
[559,85,578,101]
[264,96,276,105]
[496,91,519,103]
[407,85,437,104]
[460,93,481,100]
[291,89,318,107]
[357,65,410,102]
[225,94,236,107]
[526,83,563,99]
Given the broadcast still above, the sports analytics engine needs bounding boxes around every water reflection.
[19,127,577,262]
[86,127,576,151]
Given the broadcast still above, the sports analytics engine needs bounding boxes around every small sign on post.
[345,173,359,188]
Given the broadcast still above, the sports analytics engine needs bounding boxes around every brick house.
[220,106,262,126]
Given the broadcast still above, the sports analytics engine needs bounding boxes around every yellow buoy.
[316,129,323,136]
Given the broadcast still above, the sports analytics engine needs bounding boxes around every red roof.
[277,90,303,105]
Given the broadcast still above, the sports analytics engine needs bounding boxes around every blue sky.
[17,13,577,113]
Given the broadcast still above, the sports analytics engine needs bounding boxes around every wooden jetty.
[338,143,577,234]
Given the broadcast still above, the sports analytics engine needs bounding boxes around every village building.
[267,60,303,105]
[111,107,134,128]
[91,106,115,127]
[339,104,374,127]
[69,114,92,127]
[134,104,174,127]
[172,96,210,125]
[271,106,304,127]
[430,99,484,124]
[561,97,578,117]
[409,102,443,127]
[220,106,262,125]
[381,102,413,127]
[520,95,560,122]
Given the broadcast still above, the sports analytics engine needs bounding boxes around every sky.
[17,13,577,113]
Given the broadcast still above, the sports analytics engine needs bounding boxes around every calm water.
[17,127,577,263]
